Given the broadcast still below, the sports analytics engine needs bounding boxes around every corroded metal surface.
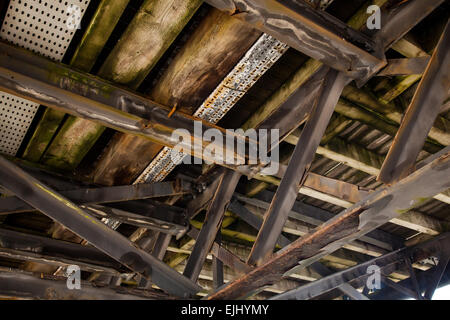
[0,0,91,156]
[0,154,201,297]
[206,0,386,80]
[207,148,450,299]
[0,42,255,169]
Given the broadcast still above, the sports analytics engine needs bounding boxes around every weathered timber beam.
[0,155,201,297]
[183,170,241,281]
[271,232,450,300]
[377,57,431,76]
[22,0,132,163]
[0,180,191,214]
[235,191,403,253]
[0,270,173,300]
[36,0,202,170]
[334,98,442,154]
[260,161,447,235]
[379,20,450,183]
[92,9,263,186]
[248,70,350,266]
[313,137,450,204]
[206,147,450,299]
[205,0,385,80]
[0,42,256,171]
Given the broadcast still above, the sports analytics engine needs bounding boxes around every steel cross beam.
[379,20,450,184]
[183,169,241,281]
[205,0,385,80]
[0,42,258,173]
[0,155,201,297]
[423,247,450,300]
[247,69,350,266]
[371,263,450,300]
[0,180,191,215]
[82,201,188,236]
[206,147,450,299]
[0,227,122,271]
[230,196,402,254]
[0,270,172,300]
[271,233,450,300]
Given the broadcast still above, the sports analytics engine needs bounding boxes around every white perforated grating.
[0,0,91,156]
[135,34,289,183]
[0,93,39,155]
[1,0,90,61]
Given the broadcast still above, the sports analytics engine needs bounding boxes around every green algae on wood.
[22,0,131,167]
[70,0,131,72]
[91,9,261,185]
[41,0,202,172]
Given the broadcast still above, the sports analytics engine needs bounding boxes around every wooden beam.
[379,20,450,183]
[22,0,131,164]
[248,70,349,266]
[91,8,261,186]
[37,0,202,171]
[206,148,450,299]
[313,137,450,204]
[0,43,259,173]
[271,233,450,300]
[377,57,430,76]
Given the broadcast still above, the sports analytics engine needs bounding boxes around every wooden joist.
[34,0,202,171]
[22,0,132,165]
[91,8,261,186]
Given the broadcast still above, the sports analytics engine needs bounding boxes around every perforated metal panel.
[0,93,39,155]
[1,0,91,61]
[0,0,91,155]
[135,34,289,183]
